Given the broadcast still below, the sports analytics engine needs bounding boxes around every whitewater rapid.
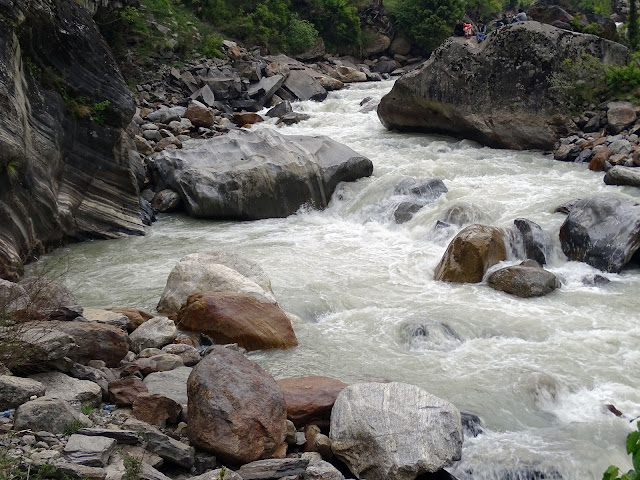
[36,80,640,479]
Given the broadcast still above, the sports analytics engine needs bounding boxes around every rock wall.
[377,22,629,150]
[0,0,144,280]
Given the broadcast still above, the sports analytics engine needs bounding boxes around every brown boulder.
[176,292,298,351]
[607,101,636,134]
[106,307,153,332]
[487,260,560,298]
[120,354,184,377]
[109,377,149,406]
[133,393,182,427]
[434,224,507,283]
[588,146,611,171]
[55,320,130,367]
[185,102,214,128]
[187,345,287,464]
[233,112,264,127]
[276,376,347,429]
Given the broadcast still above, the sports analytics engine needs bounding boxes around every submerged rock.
[378,22,628,150]
[148,129,373,220]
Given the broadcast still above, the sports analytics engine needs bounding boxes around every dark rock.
[76,428,141,444]
[151,189,182,213]
[513,218,551,265]
[281,70,328,102]
[277,112,311,125]
[394,202,423,224]
[247,75,285,108]
[487,261,560,297]
[604,165,640,187]
[140,197,155,226]
[394,177,448,200]
[266,100,293,118]
[554,144,580,161]
[460,412,484,437]
[559,194,640,273]
[123,418,195,469]
[377,22,628,150]
[373,60,398,74]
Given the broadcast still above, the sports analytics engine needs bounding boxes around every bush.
[287,15,319,54]
[603,421,640,480]
[605,52,640,99]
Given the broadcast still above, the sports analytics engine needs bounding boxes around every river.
[35,80,640,479]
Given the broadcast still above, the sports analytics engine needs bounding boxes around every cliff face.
[0,0,144,280]
[377,22,629,150]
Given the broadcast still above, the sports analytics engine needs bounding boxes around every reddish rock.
[187,345,287,464]
[133,393,182,426]
[303,424,320,452]
[588,146,611,171]
[176,292,298,351]
[434,224,507,283]
[55,320,130,367]
[277,376,347,429]
[185,102,214,128]
[106,307,153,332]
[174,335,197,347]
[109,377,148,406]
[233,112,264,127]
[120,354,184,377]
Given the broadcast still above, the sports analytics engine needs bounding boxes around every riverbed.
[35,80,640,479]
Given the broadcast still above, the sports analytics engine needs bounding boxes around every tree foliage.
[603,422,640,480]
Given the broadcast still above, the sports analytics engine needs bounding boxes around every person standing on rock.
[453,19,464,36]
[476,21,486,42]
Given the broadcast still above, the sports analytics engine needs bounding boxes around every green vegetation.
[63,419,88,436]
[629,0,639,50]
[0,448,79,480]
[605,53,640,101]
[603,422,640,480]
[122,453,143,480]
[81,404,95,415]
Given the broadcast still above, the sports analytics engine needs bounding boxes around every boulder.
[276,376,348,429]
[0,279,28,312]
[0,375,46,410]
[185,102,214,128]
[143,366,192,405]
[105,307,153,332]
[128,317,177,353]
[513,218,551,265]
[161,344,201,366]
[395,177,448,201]
[176,292,298,351]
[330,382,462,480]
[151,189,182,213]
[393,202,423,224]
[120,354,184,377]
[123,417,194,469]
[334,66,367,83]
[389,33,412,56]
[247,75,285,108]
[14,397,91,434]
[377,22,629,150]
[56,320,130,367]
[30,371,102,407]
[266,100,293,118]
[64,434,116,467]
[559,194,640,272]
[361,30,392,57]
[146,107,186,124]
[280,70,328,102]
[604,165,640,187]
[156,251,276,316]
[148,129,373,220]
[82,308,128,330]
[607,101,636,134]
[187,345,287,464]
[236,458,309,479]
[487,260,560,297]
[13,323,76,370]
[434,225,507,283]
[132,393,182,426]
[304,459,345,480]
[233,112,264,127]
[108,377,149,406]
[17,276,77,314]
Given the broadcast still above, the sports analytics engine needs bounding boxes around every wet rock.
[554,143,580,162]
[513,218,551,265]
[151,189,182,213]
[132,393,182,427]
[236,458,310,479]
[0,375,46,410]
[394,201,423,224]
[487,260,560,297]
[277,112,311,125]
[441,202,484,226]
[187,345,287,464]
[460,412,484,437]
[559,194,640,273]
[14,397,90,434]
[129,317,177,353]
[434,225,507,283]
[64,434,116,467]
[156,251,276,316]
[266,100,293,118]
[30,371,102,407]
[604,165,640,187]
[247,75,285,108]
[143,366,192,405]
[607,101,636,134]
[140,197,156,226]
[109,377,149,406]
[330,382,462,480]
[149,129,372,220]
[395,177,448,201]
[277,376,348,429]
[177,292,297,351]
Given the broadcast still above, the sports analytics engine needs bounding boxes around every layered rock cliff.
[0,0,144,280]
[377,22,629,150]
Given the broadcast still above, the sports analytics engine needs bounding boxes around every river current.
[36,81,640,479]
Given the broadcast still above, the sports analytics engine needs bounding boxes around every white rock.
[30,371,101,407]
[129,317,177,353]
[64,434,116,467]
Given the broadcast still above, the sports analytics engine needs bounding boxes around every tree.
[630,0,639,50]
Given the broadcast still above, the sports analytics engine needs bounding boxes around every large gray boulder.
[30,371,102,407]
[0,375,46,410]
[0,0,144,281]
[14,396,91,433]
[330,382,462,480]
[64,434,116,467]
[559,194,640,273]
[148,129,373,220]
[156,251,276,316]
[604,166,640,188]
[143,366,192,405]
[129,317,177,353]
[378,22,629,150]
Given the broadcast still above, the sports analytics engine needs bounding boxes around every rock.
[191,85,216,107]
[0,0,144,281]
[277,112,311,125]
[161,344,200,366]
[378,22,629,150]
[608,138,632,156]
[140,197,156,226]
[318,76,345,91]
[276,376,348,429]
[185,102,214,128]
[559,194,640,273]
[143,366,192,405]
[236,458,310,479]
[148,129,373,220]
[554,143,580,162]
[60,359,112,396]
[460,411,484,437]
[189,469,243,480]
[330,382,462,480]
[15,323,76,370]
[55,320,130,367]
[120,354,184,377]
[0,375,46,410]
[82,308,129,330]
[18,276,77,313]
[123,418,195,469]
[304,459,345,480]
[334,66,367,83]
[151,190,182,213]
[233,112,264,127]
[187,345,287,464]
[14,397,90,434]
[105,308,153,333]
[434,225,507,283]
[106,454,171,480]
[487,260,560,297]
[604,165,640,187]
[394,202,423,224]
[607,101,636,134]
[513,218,551,265]
[303,424,320,452]
[177,292,298,351]
[64,434,116,467]
[389,34,412,56]
[109,377,149,406]
[51,460,106,479]
[441,202,485,226]
[395,177,448,201]
[266,101,293,118]
[76,428,141,444]
[0,279,28,311]
[133,393,182,426]
[280,70,328,102]
[146,107,186,124]
[29,371,102,407]
[589,146,611,171]
[129,317,177,353]
[247,75,286,108]
[373,60,398,74]
[156,251,276,316]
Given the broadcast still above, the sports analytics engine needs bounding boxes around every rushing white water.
[36,81,640,479]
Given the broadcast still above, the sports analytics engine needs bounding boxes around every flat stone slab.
[143,366,192,405]
[236,458,310,479]
[64,434,116,467]
[30,371,101,407]
[76,428,141,444]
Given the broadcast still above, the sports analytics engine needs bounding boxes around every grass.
[122,453,143,480]
[63,420,88,437]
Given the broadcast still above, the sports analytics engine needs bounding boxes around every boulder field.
[377,22,629,150]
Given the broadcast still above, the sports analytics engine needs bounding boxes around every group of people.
[452,10,527,43]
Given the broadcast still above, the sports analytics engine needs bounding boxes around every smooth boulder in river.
[148,129,373,219]
[377,22,628,150]
[559,194,640,273]
[487,260,560,297]
[330,382,462,480]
